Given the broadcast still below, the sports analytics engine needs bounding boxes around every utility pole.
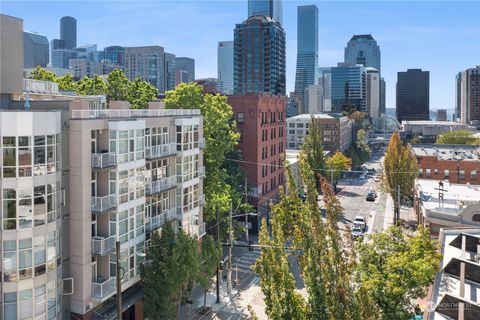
[396,184,401,225]
[116,241,122,320]
[215,208,220,303]
[227,203,233,295]
[244,177,249,244]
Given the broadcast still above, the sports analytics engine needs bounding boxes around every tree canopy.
[301,116,326,190]
[436,130,480,145]
[326,151,352,190]
[30,65,57,82]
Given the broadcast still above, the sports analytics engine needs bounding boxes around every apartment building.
[412,144,480,185]
[1,81,204,320]
[286,113,353,153]
[227,93,286,230]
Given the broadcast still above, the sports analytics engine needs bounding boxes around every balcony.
[91,152,117,169]
[199,166,206,178]
[199,223,206,238]
[166,208,177,221]
[199,138,206,149]
[146,213,166,232]
[92,235,115,256]
[146,143,176,160]
[92,277,116,300]
[92,194,117,213]
[145,176,176,196]
[199,194,206,207]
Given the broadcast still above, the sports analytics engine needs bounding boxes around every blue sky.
[2,0,479,110]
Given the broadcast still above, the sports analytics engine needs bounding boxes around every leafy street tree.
[301,115,326,190]
[198,235,221,307]
[29,65,56,82]
[127,77,159,109]
[356,226,441,319]
[106,69,130,102]
[410,134,421,144]
[325,151,352,191]
[164,83,240,223]
[382,131,418,224]
[55,73,76,91]
[345,128,371,169]
[75,75,107,96]
[142,224,201,319]
[436,130,480,145]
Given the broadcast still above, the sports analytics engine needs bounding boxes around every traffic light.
[248,240,254,251]
[219,260,224,270]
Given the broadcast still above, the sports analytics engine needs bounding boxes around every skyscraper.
[294,5,318,114]
[331,63,366,113]
[60,16,76,50]
[175,57,195,83]
[344,34,381,73]
[164,52,176,91]
[23,31,49,68]
[366,68,380,119]
[248,0,283,25]
[457,66,480,124]
[217,41,234,94]
[124,46,165,93]
[234,16,286,95]
[396,69,430,122]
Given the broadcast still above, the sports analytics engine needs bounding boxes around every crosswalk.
[231,250,260,274]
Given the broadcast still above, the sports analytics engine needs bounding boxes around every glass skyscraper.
[248,0,282,25]
[344,34,380,73]
[396,69,430,122]
[331,64,366,113]
[217,41,234,94]
[60,16,76,50]
[294,5,318,114]
[234,16,286,95]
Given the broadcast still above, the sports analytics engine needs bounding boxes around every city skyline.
[2,0,479,109]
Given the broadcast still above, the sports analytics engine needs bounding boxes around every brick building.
[227,94,286,228]
[412,144,480,185]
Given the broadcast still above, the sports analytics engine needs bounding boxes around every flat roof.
[416,179,480,216]
[287,113,344,120]
[429,228,480,320]
[412,144,480,161]
[402,120,466,126]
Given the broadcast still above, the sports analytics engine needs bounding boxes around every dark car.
[366,191,376,201]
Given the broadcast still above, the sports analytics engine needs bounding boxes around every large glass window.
[176,124,199,151]
[176,154,199,182]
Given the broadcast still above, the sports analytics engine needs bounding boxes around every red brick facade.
[417,155,480,185]
[228,94,287,216]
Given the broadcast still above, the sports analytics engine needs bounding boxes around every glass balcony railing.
[166,208,177,221]
[92,235,115,256]
[92,194,117,213]
[92,277,116,300]
[199,138,206,149]
[147,213,166,231]
[146,143,177,160]
[199,166,206,178]
[145,176,176,195]
[199,194,206,207]
[199,223,206,238]
[91,152,117,169]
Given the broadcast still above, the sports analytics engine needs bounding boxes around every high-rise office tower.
[457,66,480,124]
[455,72,462,121]
[396,69,430,122]
[248,0,283,25]
[380,77,386,114]
[164,52,176,91]
[175,57,195,83]
[294,5,318,114]
[234,16,286,95]
[436,109,447,121]
[60,16,76,50]
[344,34,381,73]
[23,31,49,68]
[318,67,332,112]
[124,46,165,93]
[366,68,380,119]
[331,63,366,113]
[97,46,125,66]
[217,41,234,94]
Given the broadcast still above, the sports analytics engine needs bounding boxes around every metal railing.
[199,194,206,207]
[146,176,176,195]
[92,235,116,256]
[92,277,116,299]
[166,208,177,221]
[147,213,166,231]
[71,108,201,119]
[146,143,177,159]
[199,138,206,149]
[92,194,117,213]
[199,166,206,178]
[91,152,117,169]
[23,78,59,94]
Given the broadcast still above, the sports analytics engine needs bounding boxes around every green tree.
[127,77,159,109]
[382,131,418,224]
[356,128,371,162]
[410,134,421,144]
[356,226,441,319]
[436,130,480,145]
[75,75,107,95]
[325,151,352,191]
[164,83,240,222]
[29,66,56,82]
[198,235,221,307]
[301,116,326,190]
[55,73,76,91]
[106,69,130,102]
[143,224,201,319]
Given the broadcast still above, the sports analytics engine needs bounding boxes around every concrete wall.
[0,14,24,95]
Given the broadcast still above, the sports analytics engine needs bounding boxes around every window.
[473,214,480,223]
[418,169,423,176]
[472,170,477,180]
[237,112,244,124]
[445,170,449,178]
[460,170,465,180]
[425,169,431,177]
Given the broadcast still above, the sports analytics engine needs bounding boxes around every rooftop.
[412,144,480,161]
[288,113,343,120]
[416,179,480,216]
[349,34,375,41]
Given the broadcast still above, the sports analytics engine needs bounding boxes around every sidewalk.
[383,194,395,230]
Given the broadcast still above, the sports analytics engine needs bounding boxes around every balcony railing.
[166,208,177,221]
[199,166,206,178]
[91,152,117,169]
[92,194,117,213]
[92,277,116,300]
[147,213,166,232]
[199,194,206,207]
[72,109,201,120]
[23,78,59,94]
[146,143,177,160]
[92,235,116,256]
[146,176,176,195]
[199,223,206,238]
[199,138,206,149]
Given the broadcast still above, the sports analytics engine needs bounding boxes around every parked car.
[351,227,364,238]
[366,191,376,201]
[353,216,367,231]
